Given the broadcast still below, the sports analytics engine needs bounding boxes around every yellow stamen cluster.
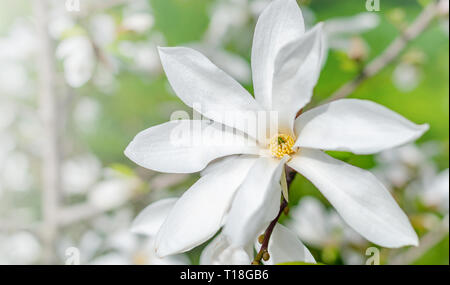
[269,134,296,158]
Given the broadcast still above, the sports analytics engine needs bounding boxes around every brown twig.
[324,1,439,104]
[252,166,297,265]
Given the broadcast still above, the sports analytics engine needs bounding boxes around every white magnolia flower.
[125,0,427,261]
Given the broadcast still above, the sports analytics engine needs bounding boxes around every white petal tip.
[129,222,146,236]
[158,46,185,54]
[155,248,163,258]
[157,46,174,57]
[123,143,137,164]
[384,233,419,248]
[419,123,430,133]
[123,145,131,158]
[154,238,177,258]
[409,123,430,142]
[408,235,420,247]
[155,245,167,258]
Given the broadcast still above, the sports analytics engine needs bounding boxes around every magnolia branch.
[252,166,297,265]
[34,0,62,264]
[325,1,440,103]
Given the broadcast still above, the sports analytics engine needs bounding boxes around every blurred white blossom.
[62,153,102,195]
[1,151,32,192]
[121,13,154,33]
[56,36,96,88]
[73,96,102,132]
[90,14,116,47]
[0,232,42,265]
[373,142,448,216]
[87,169,139,211]
[393,62,422,92]
[421,169,449,212]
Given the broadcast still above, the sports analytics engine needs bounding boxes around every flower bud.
[258,234,265,244]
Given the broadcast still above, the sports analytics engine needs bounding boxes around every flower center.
[269,134,296,158]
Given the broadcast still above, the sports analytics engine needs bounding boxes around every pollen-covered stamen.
[269,134,296,158]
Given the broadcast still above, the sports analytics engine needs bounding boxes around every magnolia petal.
[294,99,429,154]
[288,149,418,248]
[272,23,324,134]
[257,224,316,265]
[124,120,259,173]
[141,239,191,265]
[251,0,305,111]
[200,234,252,265]
[223,156,287,247]
[155,155,257,256]
[131,198,177,237]
[158,46,262,137]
